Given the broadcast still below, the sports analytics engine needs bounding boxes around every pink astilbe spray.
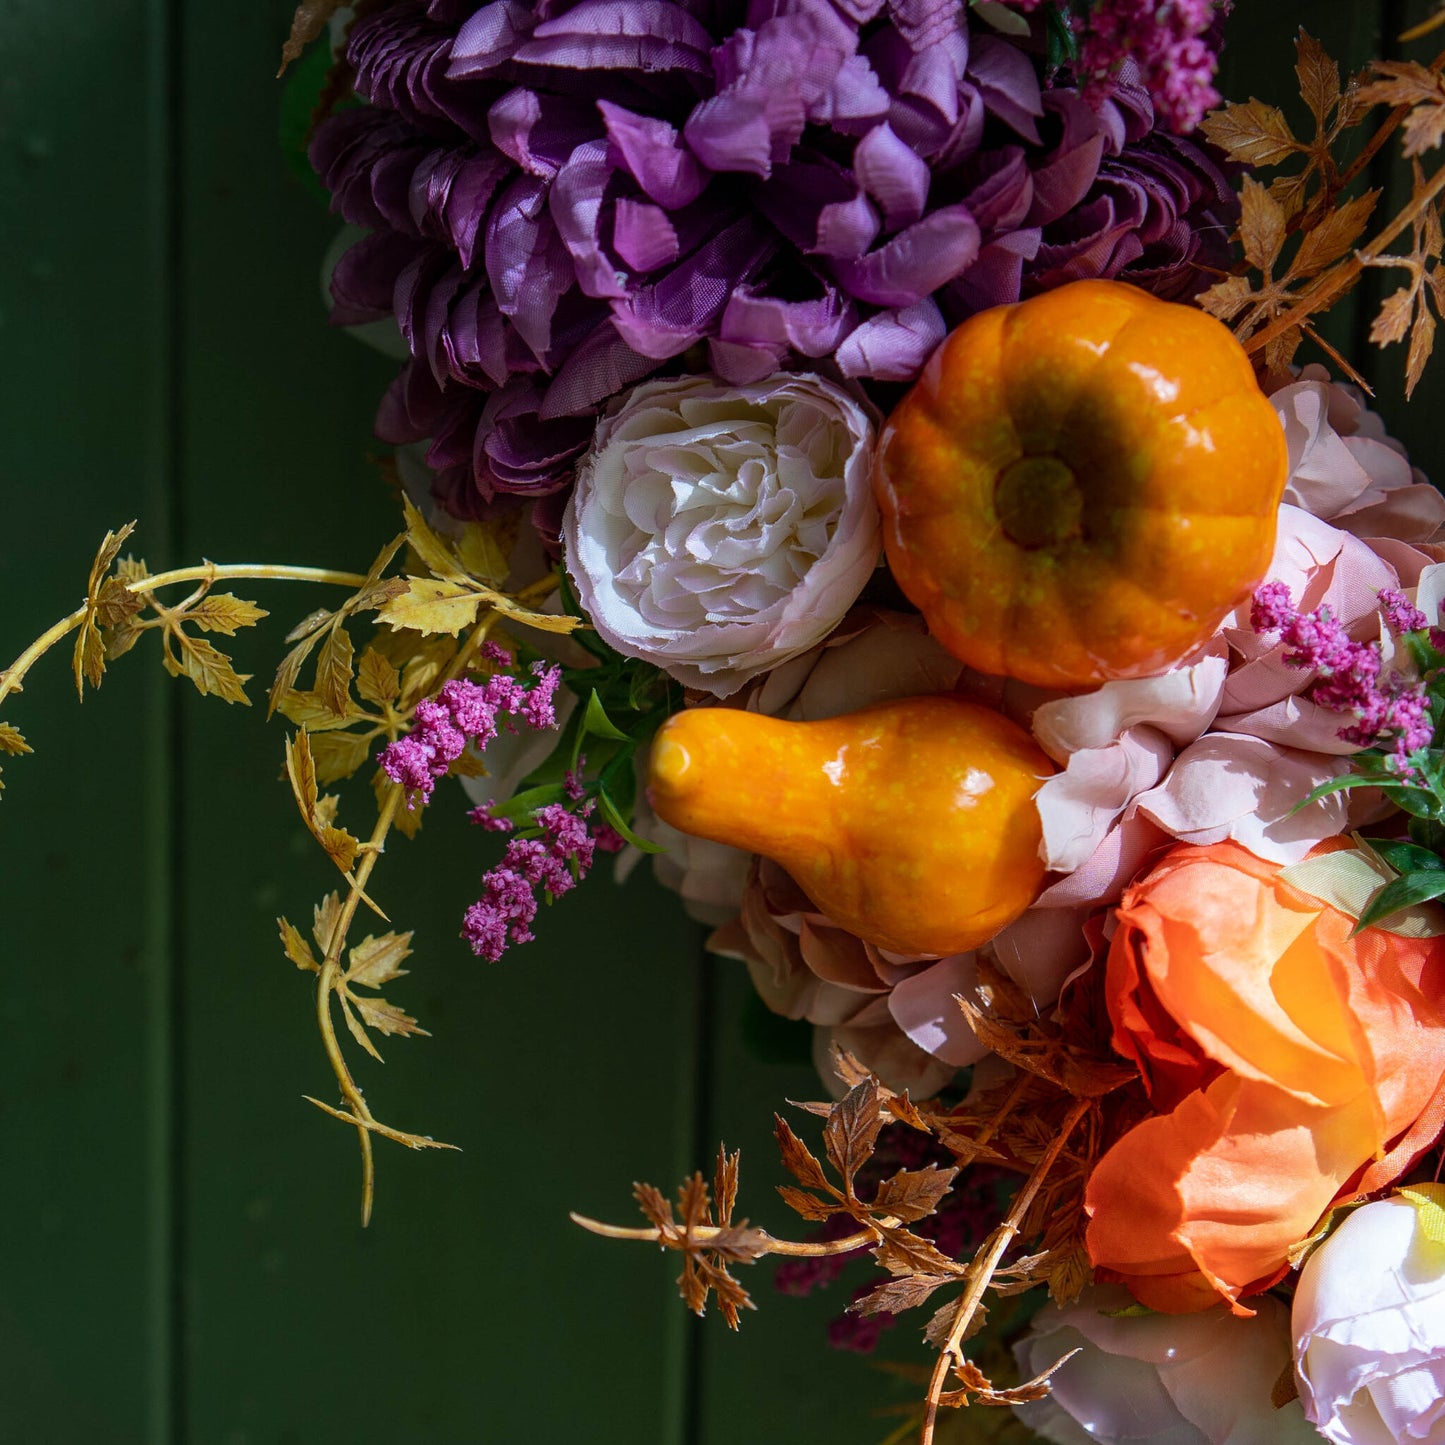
[1251,582,1434,773]
[462,799,624,962]
[377,653,562,808]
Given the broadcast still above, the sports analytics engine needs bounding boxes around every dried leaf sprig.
[0,504,581,1220]
[1200,30,1445,394]
[578,1053,1119,1439]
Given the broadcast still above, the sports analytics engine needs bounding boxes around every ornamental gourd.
[874,279,1288,688]
[647,696,1053,956]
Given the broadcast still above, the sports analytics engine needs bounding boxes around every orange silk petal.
[1090,839,1445,1312]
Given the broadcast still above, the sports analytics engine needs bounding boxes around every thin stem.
[0,561,371,710]
[568,1213,892,1259]
[919,1095,1091,1445]
[314,784,401,1226]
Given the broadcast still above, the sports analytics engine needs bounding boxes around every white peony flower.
[1294,1193,1445,1445]
[1014,1284,1321,1445]
[561,372,880,697]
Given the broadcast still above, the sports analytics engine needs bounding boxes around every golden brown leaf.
[1407,307,1436,398]
[714,1147,740,1227]
[1197,273,1253,323]
[822,1077,887,1189]
[356,647,400,709]
[853,1273,953,1318]
[314,624,355,718]
[1292,189,1379,276]
[401,495,468,584]
[873,1227,959,1279]
[312,891,345,956]
[775,1186,841,1222]
[318,823,361,874]
[346,930,413,989]
[873,1165,959,1224]
[274,689,368,732]
[86,522,137,600]
[375,578,486,637]
[0,723,30,757]
[774,1114,834,1193]
[167,634,252,705]
[456,515,517,586]
[278,0,346,74]
[1295,29,1340,129]
[95,576,146,628]
[1404,103,1445,158]
[338,993,385,1063]
[1239,175,1287,274]
[351,993,428,1039]
[308,729,374,786]
[285,607,335,645]
[278,916,319,972]
[183,593,268,635]
[1373,286,1418,346]
[1199,98,1300,166]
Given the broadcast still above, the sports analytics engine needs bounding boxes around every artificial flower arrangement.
[8,0,1445,1440]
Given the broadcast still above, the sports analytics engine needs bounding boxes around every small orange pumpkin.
[873,279,1288,688]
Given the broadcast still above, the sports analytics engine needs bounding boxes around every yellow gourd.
[648,696,1054,955]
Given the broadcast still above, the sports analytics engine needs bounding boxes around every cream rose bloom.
[1294,1193,1445,1445]
[562,373,880,697]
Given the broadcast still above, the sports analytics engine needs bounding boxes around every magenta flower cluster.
[377,654,562,806]
[1250,582,1434,772]
[461,799,622,960]
[1008,0,1227,134]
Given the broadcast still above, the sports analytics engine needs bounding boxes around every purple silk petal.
[612,197,680,272]
[830,204,979,306]
[515,0,713,73]
[447,0,538,77]
[1028,93,1109,227]
[608,216,772,357]
[329,232,424,327]
[683,93,777,177]
[376,359,451,444]
[944,227,1038,314]
[488,88,603,179]
[756,158,880,259]
[852,121,929,230]
[550,138,628,298]
[597,100,706,209]
[966,34,1042,143]
[719,282,856,357]
[707,337,787,384]
[811,53,891,134]
[834,297,945,379]
[887,0,964,58]
[540,317,656,416]
[960,144,1032,232]
[443,152,511,270]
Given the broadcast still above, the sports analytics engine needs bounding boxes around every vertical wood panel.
[0,0,175,1439]
[172,5,701,1441]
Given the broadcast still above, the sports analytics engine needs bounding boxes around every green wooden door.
[0,2,1438,1441]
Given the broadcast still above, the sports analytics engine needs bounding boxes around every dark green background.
[0,2,1435,1441]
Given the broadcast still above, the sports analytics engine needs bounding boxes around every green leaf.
[485,782,570,825]
[580,689,631,744]
[1410,816,1445,854]
[278,39,338,207]
[1355,870,1445,931]
[597,788,665,853]
[1365,839,1445,875]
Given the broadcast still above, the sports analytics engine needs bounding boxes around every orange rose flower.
[1085,839,1445,1313]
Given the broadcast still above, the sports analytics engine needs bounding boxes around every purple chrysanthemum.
[312,0,1236,522]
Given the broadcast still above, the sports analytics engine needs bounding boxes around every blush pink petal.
[887,954,991,1067]
[1213,694,1363,755]
[1133,733,1348,865]
[1031,644,1227,760]
[990,905,1092,1004]
[1036,726,1175,872]
[1035,811,1172,909]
